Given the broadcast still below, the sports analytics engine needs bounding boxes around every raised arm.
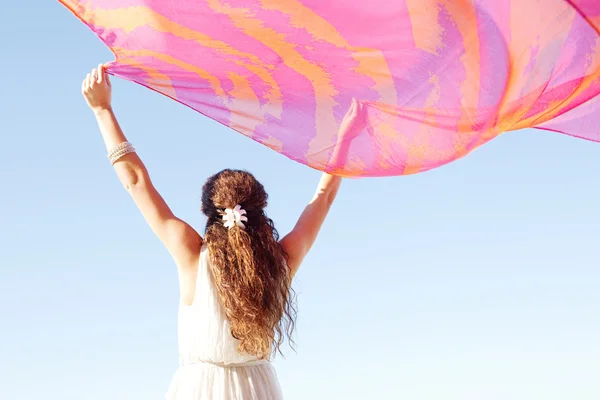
[82,65,202,271]
[280,99,366,277]
[280,173,342,276]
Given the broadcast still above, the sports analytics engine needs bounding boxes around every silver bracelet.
[108,141,136,164]
[107,141,130,157]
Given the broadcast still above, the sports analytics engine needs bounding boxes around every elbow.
[123,176,140,193]
[117,165,147,192]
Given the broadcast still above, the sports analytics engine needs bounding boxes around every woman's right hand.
[327,99,368,172]
[338,98,367,139]
[82,64,112,112]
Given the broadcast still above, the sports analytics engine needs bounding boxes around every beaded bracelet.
[108,141,136,164]
[107,141,131,157]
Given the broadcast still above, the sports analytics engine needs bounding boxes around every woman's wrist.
[92,105,113,117]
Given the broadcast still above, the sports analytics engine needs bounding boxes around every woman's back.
[167,245,283,399]
[178,245,264,366]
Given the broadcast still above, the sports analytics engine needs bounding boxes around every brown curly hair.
[201,169,296,359]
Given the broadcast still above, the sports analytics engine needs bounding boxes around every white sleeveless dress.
[166,245,284,400]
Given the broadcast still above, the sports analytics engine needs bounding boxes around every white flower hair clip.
[222,205,248,230]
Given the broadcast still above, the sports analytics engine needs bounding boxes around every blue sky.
[1,2,599,400]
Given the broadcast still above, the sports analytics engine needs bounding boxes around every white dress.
[166,245,284,400]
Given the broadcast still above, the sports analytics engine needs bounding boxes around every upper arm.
[123,167,202,269]
[280,174,341,277]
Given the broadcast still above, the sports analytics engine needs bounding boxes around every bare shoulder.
[168,220,203,270]
[175,228,203,305]
[280,234,300,278]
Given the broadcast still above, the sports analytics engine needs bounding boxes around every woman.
[81,65,363,399]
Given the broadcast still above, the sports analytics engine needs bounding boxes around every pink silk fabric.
[60,0,600,176]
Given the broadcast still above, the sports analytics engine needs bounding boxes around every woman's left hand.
[82,64,112,112]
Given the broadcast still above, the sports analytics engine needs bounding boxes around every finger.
[105,66,112,86]
[355,99,363,113]
[346,100,356,116]
[97,64,104,83]
[85,73,92,90]
[93,68,100,85]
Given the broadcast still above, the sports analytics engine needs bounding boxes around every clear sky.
[1,2,599,400]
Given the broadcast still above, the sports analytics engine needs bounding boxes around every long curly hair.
[201,169,296,359]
